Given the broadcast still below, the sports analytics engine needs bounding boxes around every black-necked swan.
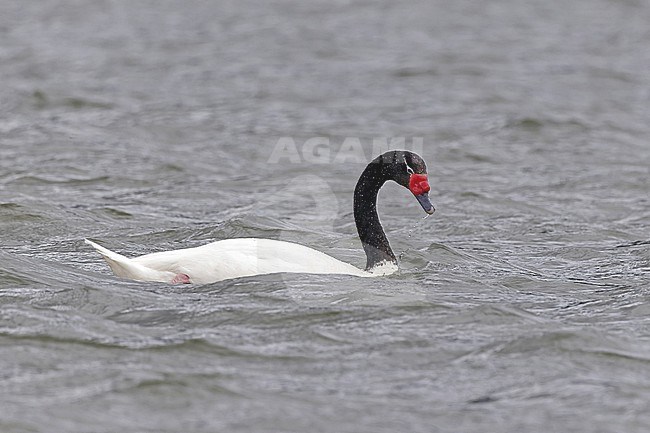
[86,150,434,284]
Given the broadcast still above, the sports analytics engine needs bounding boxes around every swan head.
[376,150,435,214]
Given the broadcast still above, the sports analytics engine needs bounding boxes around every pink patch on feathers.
[171,273,191,284]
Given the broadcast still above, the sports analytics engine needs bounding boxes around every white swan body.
[85,238,396,284]
[87,150,433,285]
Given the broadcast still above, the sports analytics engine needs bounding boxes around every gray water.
[1,1,650,432]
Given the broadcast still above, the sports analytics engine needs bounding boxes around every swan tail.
[85,239,175,283]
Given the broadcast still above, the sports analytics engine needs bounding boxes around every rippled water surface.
[1,1,650,432]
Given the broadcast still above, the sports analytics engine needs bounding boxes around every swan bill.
[415,193,435,214]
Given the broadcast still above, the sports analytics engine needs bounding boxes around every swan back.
[87,238,371,284]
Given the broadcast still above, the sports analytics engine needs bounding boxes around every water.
[1,1,649,432]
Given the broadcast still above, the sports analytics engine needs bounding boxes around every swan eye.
[406,165,414,175]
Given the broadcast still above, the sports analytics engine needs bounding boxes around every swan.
[86,150,434,284]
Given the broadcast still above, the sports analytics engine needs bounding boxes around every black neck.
[354,162,397,270]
